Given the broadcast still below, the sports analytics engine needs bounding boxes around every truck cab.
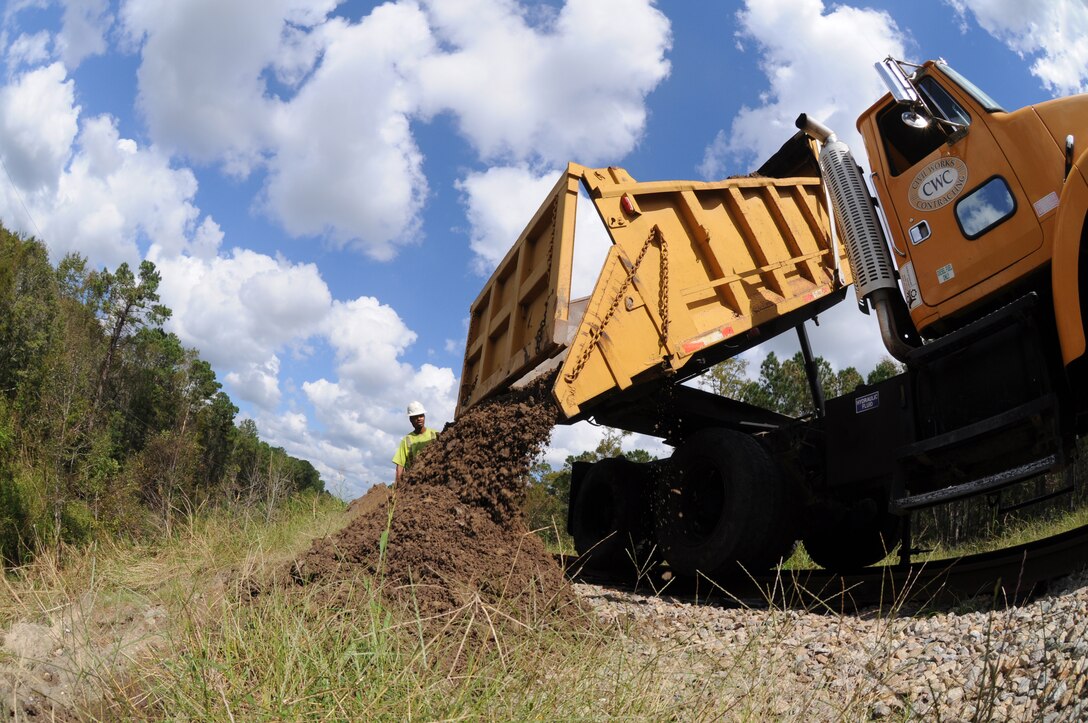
[859,59,1088,344]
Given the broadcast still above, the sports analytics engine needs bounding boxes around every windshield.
[936,62,1005,112]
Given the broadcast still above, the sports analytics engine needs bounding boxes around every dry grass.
[1,497,1084,720]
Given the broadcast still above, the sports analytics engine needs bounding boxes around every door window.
[954,176,1016,239]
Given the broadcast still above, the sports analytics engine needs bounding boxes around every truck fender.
[1051,151,1088,365]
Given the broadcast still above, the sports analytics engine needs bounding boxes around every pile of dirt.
[292,373,577,626]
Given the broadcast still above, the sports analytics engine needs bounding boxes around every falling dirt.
[293,373,578,626]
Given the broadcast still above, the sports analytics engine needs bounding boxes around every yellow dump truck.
[458,57,1088,575]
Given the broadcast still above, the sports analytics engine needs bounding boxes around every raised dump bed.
[457,135,852,420]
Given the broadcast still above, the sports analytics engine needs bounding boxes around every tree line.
[0,224,324,565]
[698,352,902,417]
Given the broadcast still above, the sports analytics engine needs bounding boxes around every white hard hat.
[406,401,426,416]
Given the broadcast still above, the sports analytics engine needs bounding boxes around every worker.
[392,400,438,484]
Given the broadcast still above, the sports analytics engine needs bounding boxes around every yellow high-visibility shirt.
[392,428,438,470]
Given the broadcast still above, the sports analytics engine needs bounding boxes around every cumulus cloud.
[322,296,419,395]
[121,0,327,169]
[119,0,670,259]
[151,248,331,370]
[225,356,283,411]
[261,4,434,260]
[701,0,907,178]
[457,164,561,274]
[0,63,78,192]
[6,31,52,68]
[948,0,1088,95]
[57,0,113,68]
[121,0,432,259]
[456,163,615,301]
[153,246,459,494]
[418,0,671,166]
[46,115,201,267]
[0,65,203,268]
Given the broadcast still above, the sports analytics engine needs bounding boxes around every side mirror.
[901,110,930,129]
[876,58,920,104]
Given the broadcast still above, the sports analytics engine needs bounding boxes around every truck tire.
[655,428,794,578]
[802,495,900,571]
[570,457,653,573]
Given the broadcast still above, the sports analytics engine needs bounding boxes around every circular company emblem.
[908,157,968,212]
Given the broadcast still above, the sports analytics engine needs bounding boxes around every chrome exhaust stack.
[796,113,918,362]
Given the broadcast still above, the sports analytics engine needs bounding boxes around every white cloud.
[411,362,457,425]
[261,5,433,260]
[152,248,331,370]
[115,0,670,261]
[322,295,419,395]
[122,0,432,259]
[6,31,51,67]
[226,356,282,411]
[948,0,1088,95]
[121,0,321,169]
[701,0,907,177]
[239,260,333,344]
[0,63,78,191]
[0,65,203,269]
[457,164,560,274]
[455,163,613,302]
[46,114,200,267]
[153,246,460,496]
[418,0,671,166]
[56,0,112,68]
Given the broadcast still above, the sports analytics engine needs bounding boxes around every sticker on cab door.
[900,261,922,309]
[908,157,968,212]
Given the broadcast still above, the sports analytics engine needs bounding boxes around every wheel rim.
[671,456,726,546]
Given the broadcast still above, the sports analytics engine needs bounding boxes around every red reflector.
[620,194,635,215]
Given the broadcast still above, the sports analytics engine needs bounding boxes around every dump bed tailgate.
[456,167,581,415]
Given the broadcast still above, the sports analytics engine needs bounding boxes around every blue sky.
[1,0,1085,499]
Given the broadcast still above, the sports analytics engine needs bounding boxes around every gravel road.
[574,570,1088,720]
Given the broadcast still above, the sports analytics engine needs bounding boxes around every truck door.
[872,70,1042,316]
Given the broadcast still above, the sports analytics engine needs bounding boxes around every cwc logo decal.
[908,157,968,211]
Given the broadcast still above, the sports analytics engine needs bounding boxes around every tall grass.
[0,495,687,719]
[5,494,1083,720]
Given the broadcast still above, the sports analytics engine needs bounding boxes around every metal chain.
[658,228,670,348]
[564,225,669,384]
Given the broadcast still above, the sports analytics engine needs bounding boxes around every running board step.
[905,293,1038,367]
[891,453,1060,513]
[896,394,1057,461]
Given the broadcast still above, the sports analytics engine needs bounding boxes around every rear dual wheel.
[570,457,656,574]
[801,493,901,571]
[655,428,795,578]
